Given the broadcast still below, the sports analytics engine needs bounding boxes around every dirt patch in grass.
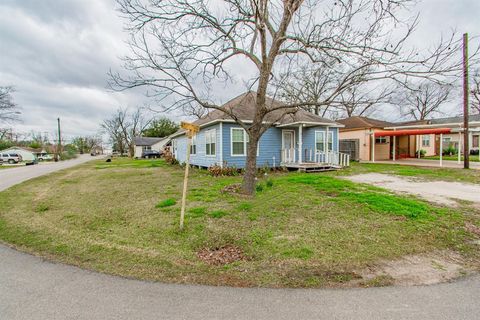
[197,245,246,265]
[343,173,480,206]
[361,250,470,286]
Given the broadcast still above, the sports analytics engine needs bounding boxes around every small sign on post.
[179,121,200,230]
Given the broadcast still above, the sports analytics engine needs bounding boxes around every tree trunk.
[241,132,260,195]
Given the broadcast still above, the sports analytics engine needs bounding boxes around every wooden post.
[463,33,470,169]
[179,122,199,230]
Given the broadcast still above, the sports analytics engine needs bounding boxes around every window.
[231,128,246,156]
[205,129,216,156]
[190,135,197,155]
[328,131,333,151]
[142,146,152,151]
[422,135,430,147]
[375,137,387,144]
[315,131,334,152]
[315,131,325,152]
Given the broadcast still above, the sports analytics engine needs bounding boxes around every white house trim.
[230,127,247,157]
[219,122,223,167]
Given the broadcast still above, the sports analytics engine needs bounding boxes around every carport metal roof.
[374,128,452,137]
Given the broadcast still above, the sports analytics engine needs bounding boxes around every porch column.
[458,131,462,164]
[393,135,396,161]
[298,124,303,164]
[440,133,443,167]
[325,126,329,153]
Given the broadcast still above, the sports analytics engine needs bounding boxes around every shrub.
[208,165,240,176]
[164,149,179,165]
[414,149,426,158]
[156,198,176,208]
[443,146,457,156]
[470,149,479,156]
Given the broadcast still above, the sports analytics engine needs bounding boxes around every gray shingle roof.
[183,91,339,129]
[134,136,166,146]
[337,116,394,130]
[392,114,480,127]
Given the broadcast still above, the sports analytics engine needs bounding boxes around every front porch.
[280,148,351,172]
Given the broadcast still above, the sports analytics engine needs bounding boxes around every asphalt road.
[0,154,94,191]
[0,155,479,319]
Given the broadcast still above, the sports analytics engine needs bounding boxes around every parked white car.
[0,152,23,164]
[37,153,53,161]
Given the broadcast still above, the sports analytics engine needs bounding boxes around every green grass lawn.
[424,155,480,162]
[336,162,480,184]
[0,158,478,288]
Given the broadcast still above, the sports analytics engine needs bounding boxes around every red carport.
[371,128,452,165]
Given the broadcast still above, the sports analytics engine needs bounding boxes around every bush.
[470,149,479,156]
[443,146,457,156]
[415,149,426,158]
[164,149,179,165]
[208,165,240,176]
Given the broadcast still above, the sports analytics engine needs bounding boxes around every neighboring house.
[0,146,39,162]
[338,114,480,162]
[133,137,169,159]
[387,114,480,154]
[170,92,348,170]
[338,116,395,161]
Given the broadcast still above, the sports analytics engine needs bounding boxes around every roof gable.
[338,116,394,130]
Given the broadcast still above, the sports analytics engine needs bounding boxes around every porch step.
[284,162,342,172]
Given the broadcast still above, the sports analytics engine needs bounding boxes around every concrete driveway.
[0,155,479,319]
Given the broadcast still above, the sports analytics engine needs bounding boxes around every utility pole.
[463,33,470,169]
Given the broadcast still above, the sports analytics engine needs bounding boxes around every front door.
[282,130,295,163]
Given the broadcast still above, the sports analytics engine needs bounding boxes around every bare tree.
[393,81,453,120]
[110,0,472,195]
[471,70,480,114]
[0,86,20,123]
[102,108,151,157]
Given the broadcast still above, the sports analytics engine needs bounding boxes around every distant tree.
[142,117,179,138]
[0,86,20,123]
[471,70,480,114]
[72,136,102,154]
[101,108,151,157]
[393,81,453,120]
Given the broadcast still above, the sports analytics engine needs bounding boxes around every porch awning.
[374,128,452,137]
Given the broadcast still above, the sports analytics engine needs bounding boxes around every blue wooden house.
[170,92,349,171]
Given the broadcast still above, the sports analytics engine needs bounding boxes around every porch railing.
[281,149,350,167]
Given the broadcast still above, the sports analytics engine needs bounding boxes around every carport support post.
[371,131,375,162]
[417,135,421,159]
[458,131,462,164]
[392,135,396,162]
[179,135,192,230]
[440,133,443,167]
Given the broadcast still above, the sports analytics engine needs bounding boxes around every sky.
[0,0,479,142]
